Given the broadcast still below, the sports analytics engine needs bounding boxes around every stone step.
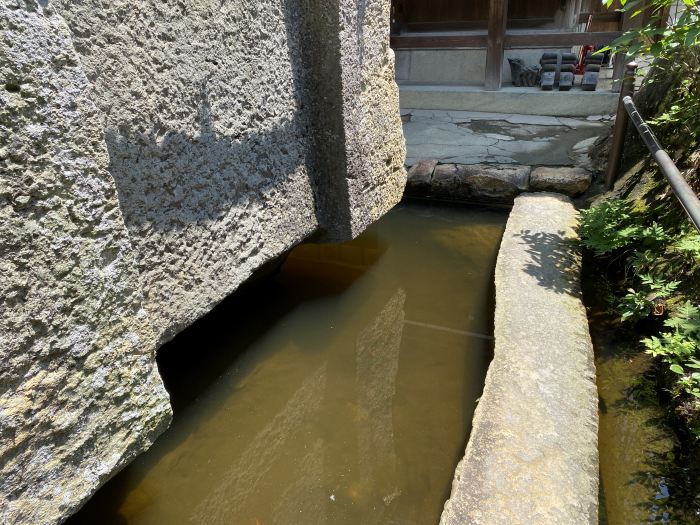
[399,85,619,117]
[405,162,592,202]
[440,192,598,525]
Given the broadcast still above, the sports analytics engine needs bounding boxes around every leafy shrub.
[580,198,700,405]
[644,302,700,398]
[602,0,700,145]
[617,275,679,321]
[579,199,642,255]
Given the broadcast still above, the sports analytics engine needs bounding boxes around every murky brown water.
[67,202,507,525]
[594,328,675,524]
[583,266,679,524]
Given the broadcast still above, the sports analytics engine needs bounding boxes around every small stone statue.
[508,58,540,87]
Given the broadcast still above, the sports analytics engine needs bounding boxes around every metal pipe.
[605,61,638,189]
[623,96,700,233]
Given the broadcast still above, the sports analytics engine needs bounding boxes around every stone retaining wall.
[405,161,593,202]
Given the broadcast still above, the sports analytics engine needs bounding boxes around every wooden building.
[391,0,633,90]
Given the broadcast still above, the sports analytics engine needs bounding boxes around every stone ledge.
[405,161,593,202]
[399,85,619,117]
[440,192,598,525]
[531,166,592,197]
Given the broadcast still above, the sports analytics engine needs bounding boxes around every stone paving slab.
[440,193,598,525]
[402,111,611,168]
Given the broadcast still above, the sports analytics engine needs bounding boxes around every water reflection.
[354,289,405,522]
[67,202,507,525]
[582,266,692,524]
[191,363,329,524]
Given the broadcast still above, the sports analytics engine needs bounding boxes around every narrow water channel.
[583,264,681,524]
[67,202,507,525]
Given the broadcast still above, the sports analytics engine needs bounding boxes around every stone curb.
[440,193,599,525]
[405,161,592,202]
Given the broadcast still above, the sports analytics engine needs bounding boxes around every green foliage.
[582,0,700,438]
[601,0,700,144]
[579,199,673,256]
[580,197,700,409]
[643,302,700,398]
[617,275,679,321]
[579,199,642,255]
[603,0,700,57]
[671,231,700,258]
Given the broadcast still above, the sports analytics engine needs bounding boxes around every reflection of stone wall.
[355,289,406,521]
[190,364,328,525]
[0,0,404,522]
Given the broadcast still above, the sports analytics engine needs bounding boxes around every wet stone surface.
[402,110,611,168]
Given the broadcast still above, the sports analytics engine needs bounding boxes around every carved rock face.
[0,7,172,525]
[530,166,593,197]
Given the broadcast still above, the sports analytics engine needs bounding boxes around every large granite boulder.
[0,8,171,525]
[0,0,405,523]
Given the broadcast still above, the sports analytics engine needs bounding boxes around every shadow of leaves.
[515,228,582,297]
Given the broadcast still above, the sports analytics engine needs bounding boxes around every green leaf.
[686,27,700,46]
[671,364,685,374]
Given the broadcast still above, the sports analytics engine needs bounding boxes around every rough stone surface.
[531,166,593,197]
[0,7,171,525]
[431,164,530,203]
[466,164,530,201]
[441,193,598,525]
[431,164,473,201]
[0,1,405,523]
[570,136,599,171]
[52,0,406,344]
[403,110,611,167]
[405,159,437,197]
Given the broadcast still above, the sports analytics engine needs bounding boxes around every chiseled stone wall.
[0,0,405,523]
[0,6,171,524]
[50,0,406,344]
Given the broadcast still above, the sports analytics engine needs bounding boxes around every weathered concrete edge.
[440,192,599,524]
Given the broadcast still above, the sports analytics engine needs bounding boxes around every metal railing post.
[605,61,638,190]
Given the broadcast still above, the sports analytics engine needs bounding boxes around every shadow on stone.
[515,229,581,297]
[103,0,353,240]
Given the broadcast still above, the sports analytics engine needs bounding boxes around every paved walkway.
[440,193,598,525]
[402,110,611,168]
